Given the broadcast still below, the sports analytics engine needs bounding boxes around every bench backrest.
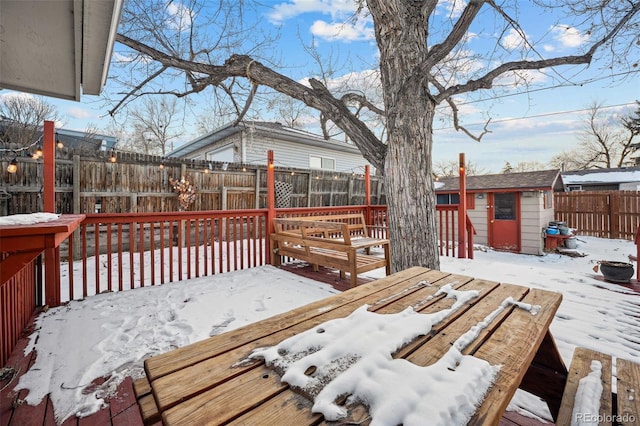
[274,214,369,242]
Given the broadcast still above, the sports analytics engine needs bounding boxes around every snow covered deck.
[134,266,566,425]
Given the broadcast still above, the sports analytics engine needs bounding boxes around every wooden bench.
[557,347,640,425]
[271,214,391,288]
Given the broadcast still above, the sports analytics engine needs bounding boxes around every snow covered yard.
[8,234,640,424]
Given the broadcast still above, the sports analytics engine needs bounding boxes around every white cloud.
[166,1,192,31]
[268,0,358,24]
[550,25,589,48]
[66,107,94,120]
[310,19,373,42]
[0,92,35,102]
[439,0,467,19]
[502,28,528,51]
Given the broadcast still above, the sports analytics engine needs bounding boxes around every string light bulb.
[159,163,164,170]
[32,146,43,159]
[109,150,117,163]
[56,140,64,149]
[7,158,18,174]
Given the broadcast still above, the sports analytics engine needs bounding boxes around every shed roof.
[169,121,363,158]
[436,169,563,192]
[562,166,640,185]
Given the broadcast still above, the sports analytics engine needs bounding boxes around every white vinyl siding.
[242,134,370,173]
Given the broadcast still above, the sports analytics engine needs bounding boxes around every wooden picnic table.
[136,266,568,425]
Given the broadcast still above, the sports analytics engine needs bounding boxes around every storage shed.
[436,170,564,255]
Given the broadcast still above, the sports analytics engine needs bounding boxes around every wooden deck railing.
[0,254,37,367]
[65,210,268,301]
[1,205,474,367]
[60,205,473,303]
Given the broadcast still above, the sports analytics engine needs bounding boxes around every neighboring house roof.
[0,0,122,100]
[168,121,363,158]
[436,169,563,192]
[562,166,640,185]
[55,128,118,151]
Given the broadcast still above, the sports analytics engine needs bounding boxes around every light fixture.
[56,140,64,149]
[109,150,117,163]
[32,146,43,159]
[7,158,18,174]
[159,163,164,170]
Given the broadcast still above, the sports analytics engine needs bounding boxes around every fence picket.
[554,191,640,240]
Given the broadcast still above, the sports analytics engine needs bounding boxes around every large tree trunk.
[385,107,440,272]
[370,0,440,271]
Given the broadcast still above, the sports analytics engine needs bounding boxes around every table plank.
[470,288,562,425]
[615,358,640,426]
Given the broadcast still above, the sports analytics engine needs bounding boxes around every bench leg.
[339,270,346,280]
[384,245,391,276]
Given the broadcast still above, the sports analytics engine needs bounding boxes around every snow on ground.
[10,233,640,424]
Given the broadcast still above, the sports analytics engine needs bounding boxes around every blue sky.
[3,0,638,173]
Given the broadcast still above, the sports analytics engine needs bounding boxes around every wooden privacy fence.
[554,190,640,240]
[0,150,385,215]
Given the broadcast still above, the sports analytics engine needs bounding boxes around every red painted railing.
[1,204,474,366]
[64,210,268,301]
[0,254,37,367]
[62,205,472,302]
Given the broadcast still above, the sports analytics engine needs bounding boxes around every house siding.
[520,192,554,255]
[241,132,368,172]
[469,194,488,246]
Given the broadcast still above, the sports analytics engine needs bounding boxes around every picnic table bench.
[270,214,391,287]
[133,266,570,425]
[558,347,640,425]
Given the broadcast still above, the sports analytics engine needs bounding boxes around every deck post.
[43,120,55,213]
[43,120,61,306]
[458,152,467,259]
[266,150,275,265]
[364,165,372,228]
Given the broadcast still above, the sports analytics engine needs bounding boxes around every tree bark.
[369,0,440,271]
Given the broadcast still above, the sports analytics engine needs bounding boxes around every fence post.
[266,151,275,265]
[457,153,467,259]
[610,192,620,240]
[365,165,372,228]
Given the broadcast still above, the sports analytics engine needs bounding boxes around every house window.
[437,193,459,205]
[309,155,335,170]
[567,185,583,192]
[436,193,475,209]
